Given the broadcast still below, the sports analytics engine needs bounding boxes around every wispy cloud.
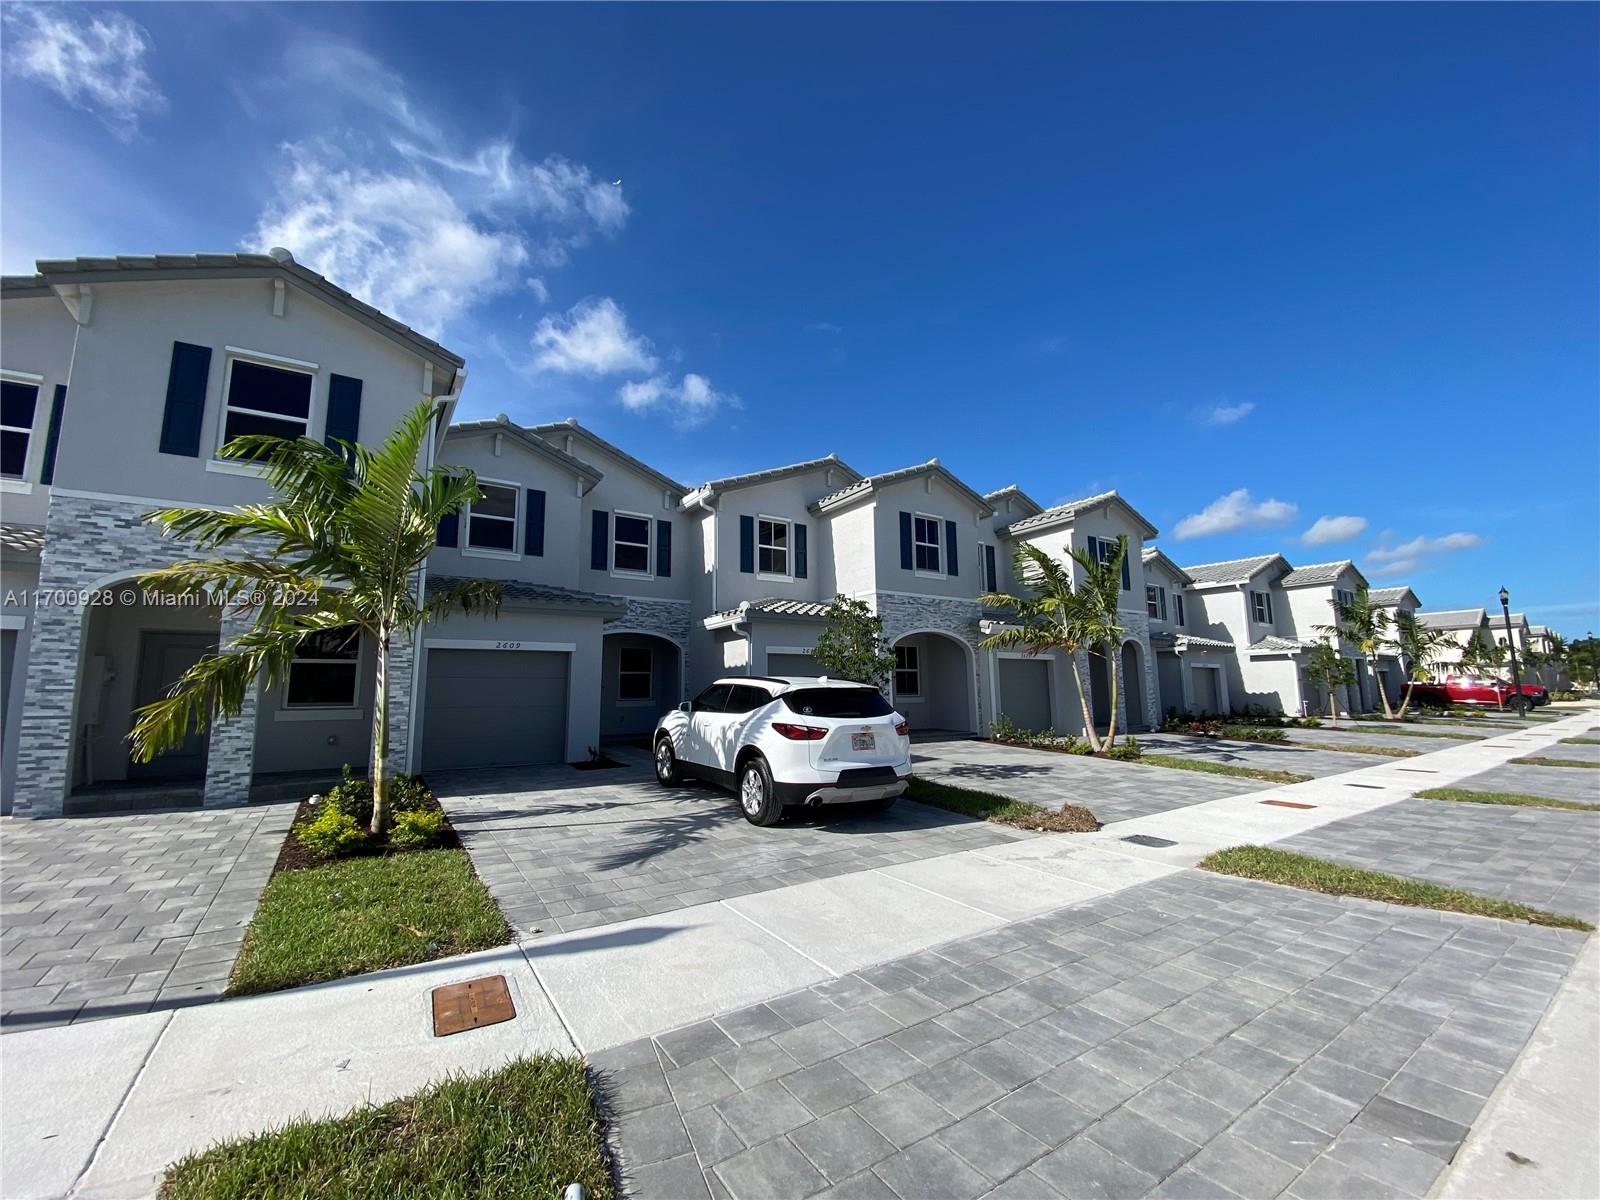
[1174,489,1297,540]
[618,373,738,429]
[806,321,843,335]
[533,297,658,376]
[1368,531,1484,565]
[3,4,165,139]
[1301,515,1368,546]
[1201,401,1255,427]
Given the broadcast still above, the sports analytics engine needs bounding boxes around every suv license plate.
[851,733,876,752]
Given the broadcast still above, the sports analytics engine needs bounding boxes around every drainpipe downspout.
[686,489,718,615]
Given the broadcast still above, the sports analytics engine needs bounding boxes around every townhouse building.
[1368,586,1421,703]
[1414,609,1492,677]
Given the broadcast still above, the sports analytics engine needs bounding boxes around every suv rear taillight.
[895,721,909,736]
[772,722,826,741]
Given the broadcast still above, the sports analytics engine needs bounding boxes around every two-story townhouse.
[1178,554,1321,715]
[1525,624,1571,690]
[1415,609,1491,678]
[680,455,862,687]
[1142,548,1235,718]
[1277,561,1373,714]
[2,250,465,817]
[1367,585,1422,704]
[992,490,1162,734]
[808,460,996,735]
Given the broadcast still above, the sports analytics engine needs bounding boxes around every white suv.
[653,676,912,825]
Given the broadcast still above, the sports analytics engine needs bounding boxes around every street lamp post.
[1499,586,1525,716]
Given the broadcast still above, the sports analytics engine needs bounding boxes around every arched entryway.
[891,631,977,734]
[1120,641,1148,732]
[600,632,683,742]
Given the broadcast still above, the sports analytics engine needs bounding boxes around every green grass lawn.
[1138,755,1312,785]
[905,777,1099,832]
[229,849,510,997]
[1199,846,1593,931]
[1560,737,1600,746]
[1415,787,1599,812]
[1288,741,1422,758]
[159,1057,613,1200]
[1510,756,1599,769]
[1330,725,1483,741]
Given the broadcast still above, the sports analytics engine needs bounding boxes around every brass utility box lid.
[1260,799,1317,810]
[432,974,516,1037]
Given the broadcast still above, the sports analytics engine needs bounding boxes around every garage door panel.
[768,652,817,676]
[422,649,568,771]
[998,658,1052,731]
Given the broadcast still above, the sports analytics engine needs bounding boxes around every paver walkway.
[605,869,1586,1200]
[0,804,294,1031]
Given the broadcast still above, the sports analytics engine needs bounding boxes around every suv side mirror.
[678,701,693,713]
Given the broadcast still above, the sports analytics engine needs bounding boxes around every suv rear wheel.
[737,756,783,826]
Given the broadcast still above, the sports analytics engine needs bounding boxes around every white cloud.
[807,321,843,335]
[534,298,658,376]
[1301,515,1368,546]
[1174,489,1297,540]
[1371,558,1420,578]
[1368,531,1484,564]
[1202,401,1255,426]
[617,372,737,428]
[3,4,165,139]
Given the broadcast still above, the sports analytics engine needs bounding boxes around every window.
[894,644,921,697]
[286,626,360,708]
[1251,590,1274,624]
[1175,594,1186,627]
[758,517,791,577]
[1146,585,1167,621]
[220,355,313,452]
[466,482,519,553]
[0,379,39,478]
[692,684,731,713]
[613,513,652,575]
[913,515,942,574]
[618,646,652,702]
[1087,535,1132,591]
[726,685,775,714]
[783,688,895,718]
[982,544,998,593]
[1335,589,1355,609]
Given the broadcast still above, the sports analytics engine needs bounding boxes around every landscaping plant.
[1302,640,1357,725]
[128,401,501,835]
[1390,610,1458,718]
[1316,584,1394,718]
[811,594,897,690]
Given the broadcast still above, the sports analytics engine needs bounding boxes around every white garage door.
[767,652,818,677]
[421,649,568,771]
[997,658,1052,731]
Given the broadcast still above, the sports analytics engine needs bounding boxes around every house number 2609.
[494,641,524,650]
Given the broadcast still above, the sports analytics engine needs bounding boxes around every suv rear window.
[782,688,894,718]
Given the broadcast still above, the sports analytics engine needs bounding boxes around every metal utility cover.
[432,975,516,1036]
[1261,799,1316,810]
[1122,834,1177,848]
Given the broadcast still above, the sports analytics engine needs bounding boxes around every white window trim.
[912,513,944,579]
[278,629,364,717]
[214,347,319,467]
[610,509,655,579]
[894,643,923,701]
[1146,585,1167,621]
[1,369,43,488]
[756,514,794,582]
[616,645,654,707]
[462,476,522,561]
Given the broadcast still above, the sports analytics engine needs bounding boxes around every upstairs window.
[0,378,39,478]
[1335,588,1355,609]
[894,644,921,697]
[1146,585,1167,621]
[758,517,791,577]
[1087,535,1133,591]
[1251,590,1274,624]
[613,513,653,575]
[220,354,313,453]
[1175,594,1186,627]
[286,626,360,708]
[466,482,519,553]
[618,646,652,702]
[913,515,942,574]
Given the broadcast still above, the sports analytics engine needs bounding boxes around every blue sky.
[4,3,1596,633]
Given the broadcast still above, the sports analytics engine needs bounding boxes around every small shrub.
[1221,724,1287,743]
[325,764,433,826]
[298,806,366,858]
[1106,737,1142,761]
[390,808,448,849]
[1066,738,1096,755]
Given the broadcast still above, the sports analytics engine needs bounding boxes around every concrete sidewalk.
[2,705,1592,1199]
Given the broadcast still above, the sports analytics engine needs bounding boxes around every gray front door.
[997,658,1052,731]
[130,631,217,781]
[1191,665,1220,716]
[421,649,569,771]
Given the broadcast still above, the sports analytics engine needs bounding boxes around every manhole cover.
[1260,799,1316,810]
[1122,835,1177,848]
[432,975,516,1037]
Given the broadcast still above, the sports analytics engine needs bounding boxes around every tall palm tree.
[1316,585,1394,718]
[129,400,501,835]
[1390,610,1457,717]
[979,536,1127,752]
[1075,536,1130,747]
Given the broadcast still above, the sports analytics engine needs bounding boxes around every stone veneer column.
[384,628,415,774]
[871,593,989,731]
[606,598,693,703]
[13,595,86,818]
[202,601,259,807]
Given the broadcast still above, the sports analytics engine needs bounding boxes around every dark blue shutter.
[158,341,211,457]
[945,520,958,577]
[39,384,66,484]
[739,515,755,574]
[1121,551,1131,592]
[1176,595,1185,626]
[591,511,610,570]
[899,512,913,570]
[435,511,459,548]
[794,523,808,579]
[984,544,997,593]
[524,489,545,557]
[1086,535,1100,562]
[323,374,363,466]
[656,519,672,577]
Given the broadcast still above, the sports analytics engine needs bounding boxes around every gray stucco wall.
[0,294,77,528]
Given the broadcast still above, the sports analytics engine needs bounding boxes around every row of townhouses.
[0,251,1567,817]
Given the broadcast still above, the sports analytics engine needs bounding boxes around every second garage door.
[767,651,818,677]
[421,649,568,771]
[997,657,1052,732]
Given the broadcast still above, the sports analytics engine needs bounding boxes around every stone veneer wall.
[872,592,989,731]
[605,597,692,703]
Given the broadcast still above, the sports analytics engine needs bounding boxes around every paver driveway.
[1448,761,1600,805]
[602,869,1586,1200]
[0,804,294,1030]
[1132,732,1394,778]
[434,759,1024,937]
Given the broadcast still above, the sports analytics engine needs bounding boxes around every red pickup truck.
[1406,675,1546,711]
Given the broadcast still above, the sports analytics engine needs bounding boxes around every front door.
[128,631,217,781]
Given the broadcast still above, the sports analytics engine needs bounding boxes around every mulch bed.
[270,788,465,877]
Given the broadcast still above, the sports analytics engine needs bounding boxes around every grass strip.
[1286,741,1422,758]
[1509,756,1599,770]
[1199,845,1593,931]
[229,849,510,997]
[1560,737,1600,745]
[1415,787,1599,812]
[160,1056,613,1200]
[1329,725,1482,741]
[1138,755,1312,785]
[906,777,1099,832]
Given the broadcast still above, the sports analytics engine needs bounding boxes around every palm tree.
[1390,610,1457,717]
[979,536,1127,752]
[1075,536,1129,747]
[1303,640,1355,725]
[1316,585,1394,718]
[129,400,501,835]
